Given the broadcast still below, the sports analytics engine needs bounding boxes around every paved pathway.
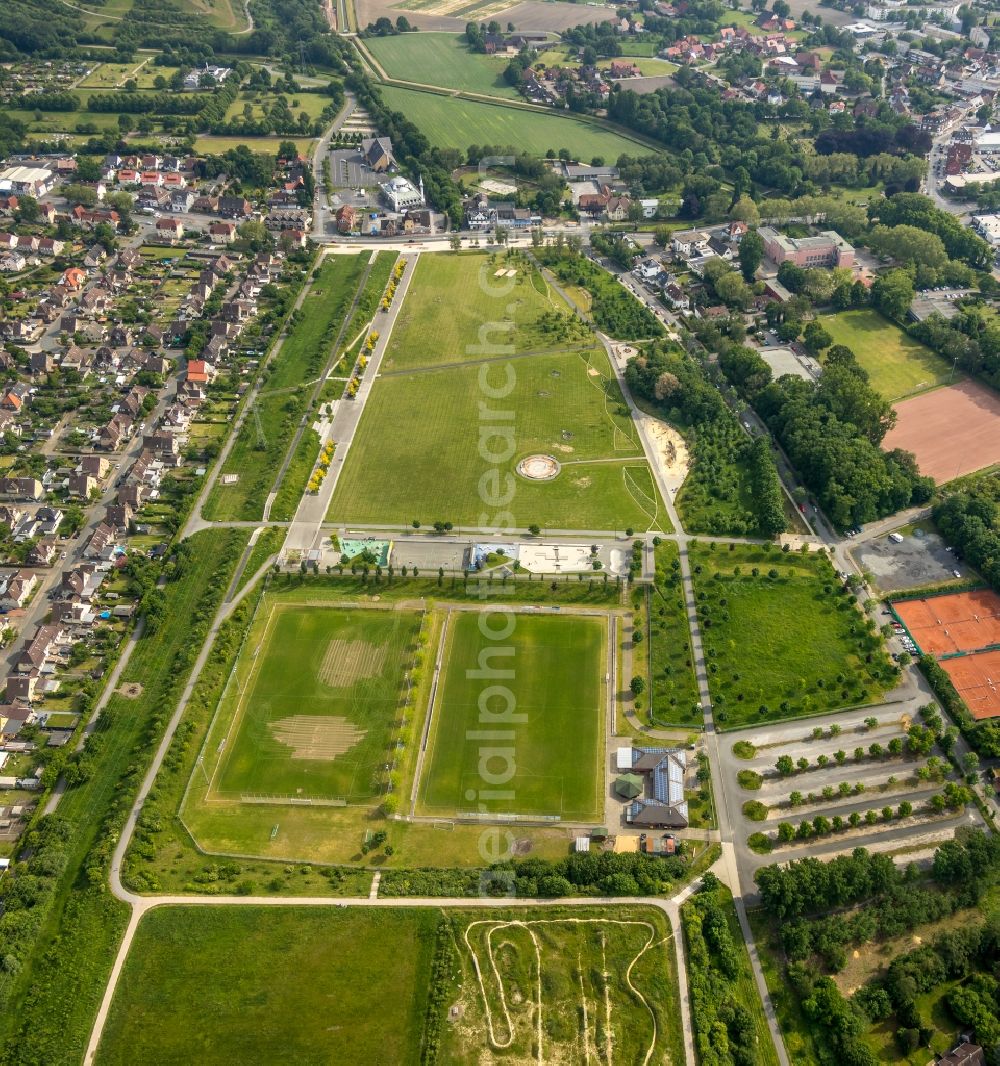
[284,251,418,554]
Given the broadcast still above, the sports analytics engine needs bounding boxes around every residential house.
[0,571,37,610]
[671,229,712,258]
[155,217,184,243]
[208,221,237,244]
[68,472,97,498]
[0,478,42,501]
[17,625,64,673]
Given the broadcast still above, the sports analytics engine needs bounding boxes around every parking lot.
[721,704,986,891]
[851,529,962,592]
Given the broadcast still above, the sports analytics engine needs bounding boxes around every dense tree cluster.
[684,878,762,1066]
[747,347,933,528]
[934,485,1000,592]
[872,192,993,269]
[626,343,785,536]
[538,247,663,339]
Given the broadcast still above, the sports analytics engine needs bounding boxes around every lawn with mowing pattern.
[418,611,605,820]
[328,347,669,530]
[382,252,586,371]
[820,309,956,401]
[96,907,437,1066]
[379,84,648,158]
[367,32,520,97]
[691,544,893,729]
[216,605,420,801]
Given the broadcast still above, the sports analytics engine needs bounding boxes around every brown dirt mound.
[118,682,143,699]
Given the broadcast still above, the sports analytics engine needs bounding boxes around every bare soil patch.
[118,682,144,699]
[268,715,367,760]
[318,639,385,688]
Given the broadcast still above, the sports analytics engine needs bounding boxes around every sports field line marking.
[463,917,663,1064]
[622,466,660,531]
[207,599,281,800]
[576,349,640,454]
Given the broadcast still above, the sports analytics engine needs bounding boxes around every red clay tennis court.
[893,590,1000,656]
[884,380,1000,482]
[941,650,1000,720]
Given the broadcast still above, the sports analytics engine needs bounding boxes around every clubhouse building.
[616,746,689,829]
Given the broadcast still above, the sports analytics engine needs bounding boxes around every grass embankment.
[0,528,249,1065]
[204,255,368,522]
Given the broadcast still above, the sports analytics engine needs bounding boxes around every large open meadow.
[96,907,437,1066]
[97,904,683,1065]
[820,310,955,401]
[366,32,520,97]
[328,346,667,530]
[379,84,648,158]
[418,611,606,820]
[214,604,421,802]
[691,544,893,728]
[381,252,582,370]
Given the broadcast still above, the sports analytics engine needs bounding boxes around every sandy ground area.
[639,415,690,495]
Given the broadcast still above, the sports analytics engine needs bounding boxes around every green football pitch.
[214,605,420,801]
[418,611,606,820]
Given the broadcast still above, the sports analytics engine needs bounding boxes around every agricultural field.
[96,907,438,1066]
[213,604,421,802]
[328,346,667,530]
[378,84,648,158]
[691,544,893,728]
[366,32,520,97]
[382,252,581,371]
[417,611,606,820]
[820,310,954,402]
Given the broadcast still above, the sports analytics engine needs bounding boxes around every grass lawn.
[379,84,648,159]
[367,32,520,97]
[78,60,147,88]
[96,907,437,1066]
[382,252,585,370]
[643,541,701,727]
[215,604,421,801]
[328,347,669,530]
[691,544,893,728]
[820,310,956,401]
[193,134,315,157]
[418,611,605,820]
[444,905,684,1064]
[597,56,678,75]
[225,89,333,123]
